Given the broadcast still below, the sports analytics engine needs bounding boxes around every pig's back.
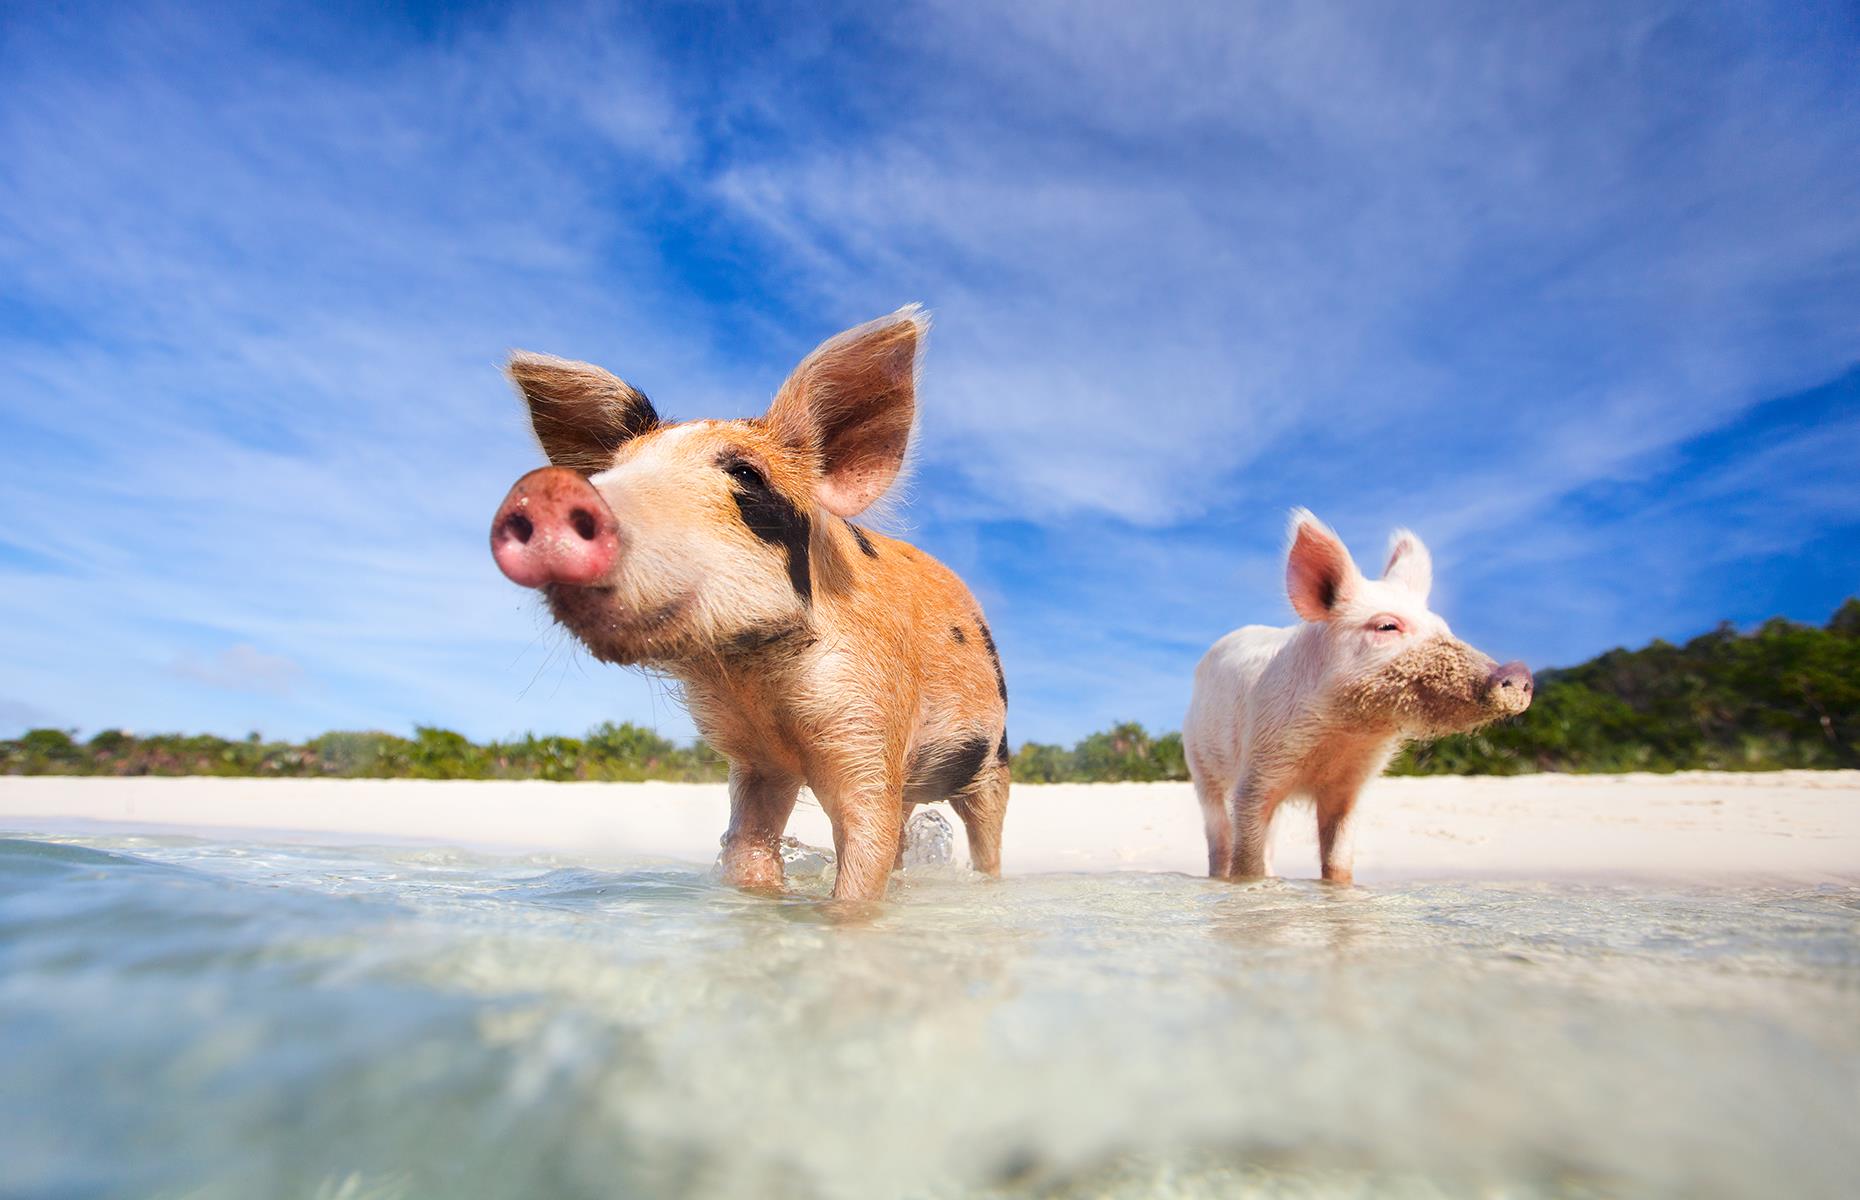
[1184,624,1296,781]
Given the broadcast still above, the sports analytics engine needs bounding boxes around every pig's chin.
[544,584,698,667]
[1333,639,1510,738]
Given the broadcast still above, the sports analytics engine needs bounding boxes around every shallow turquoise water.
[1,831,1856,1199]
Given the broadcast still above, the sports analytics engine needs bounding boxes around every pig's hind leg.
[949,761,1009,877]
[1191,765,1234,879]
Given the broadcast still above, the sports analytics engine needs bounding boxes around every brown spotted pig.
[489,307,1009,901]
[1183,510,1532,884]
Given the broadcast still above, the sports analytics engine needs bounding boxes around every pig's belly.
[900,680,1005,804]
[902,733,997,804]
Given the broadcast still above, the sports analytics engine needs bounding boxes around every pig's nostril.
[491,468,618,589]
[1491,663,1534,698]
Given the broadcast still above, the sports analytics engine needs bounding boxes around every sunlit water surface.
[2,831,1856,1199]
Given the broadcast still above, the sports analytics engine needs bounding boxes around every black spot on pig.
[950,625,966,644]
[996,730,1010,766]
[905,736,993,804]
[723,456,812,603]
[977,620,1007,703]
[848,524,879,559]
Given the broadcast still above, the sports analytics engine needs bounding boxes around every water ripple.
[2,831,1855,1199]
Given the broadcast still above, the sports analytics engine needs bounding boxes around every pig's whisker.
[547,646,576,700]
[505,621,550,673]
[517,635,563,701]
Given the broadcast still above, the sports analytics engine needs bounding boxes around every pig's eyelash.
[718,454,769,491]
[1371,616,1405,633]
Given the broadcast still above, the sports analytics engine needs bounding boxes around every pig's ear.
[507,351,660,474]
[764,305,925,517]
[1382,528,1433,601]
[1285,509,1360,622]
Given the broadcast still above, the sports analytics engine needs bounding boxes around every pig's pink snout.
[1490,661,1534,699]
[491,467,619,589]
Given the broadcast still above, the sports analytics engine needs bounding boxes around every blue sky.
[2,1,1857,745]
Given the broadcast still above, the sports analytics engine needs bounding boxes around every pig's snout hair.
[490,466,620,589]
[1336,638,1535,735]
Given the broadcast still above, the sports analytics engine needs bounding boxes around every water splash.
[900,808,954,868]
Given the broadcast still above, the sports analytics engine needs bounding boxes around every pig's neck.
[671,631,820,779]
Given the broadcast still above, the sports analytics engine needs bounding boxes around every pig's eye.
[1371,617,1404,634]
[723,460,768,491]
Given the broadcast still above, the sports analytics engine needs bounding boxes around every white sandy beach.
[3,771,1857,881]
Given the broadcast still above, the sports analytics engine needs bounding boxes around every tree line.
[5,600,1856,781]
[1,723,729,782]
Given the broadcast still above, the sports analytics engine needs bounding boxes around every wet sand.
[3,771,1855,882]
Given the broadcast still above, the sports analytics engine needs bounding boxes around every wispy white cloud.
[169,644,304,697]
[712,2,1860,532]
[0,4,738,740]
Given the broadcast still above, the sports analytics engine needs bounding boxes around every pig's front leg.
[1311,752,1383,884]
[1228,774,1286,879]
[821,782,905,902]
[893,801,918,870]
[1314,788,1360,885]
[721,765,801,891]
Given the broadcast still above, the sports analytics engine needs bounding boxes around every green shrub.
[4,600,1855,780]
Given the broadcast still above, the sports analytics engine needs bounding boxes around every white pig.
[1183,510,1533,884]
